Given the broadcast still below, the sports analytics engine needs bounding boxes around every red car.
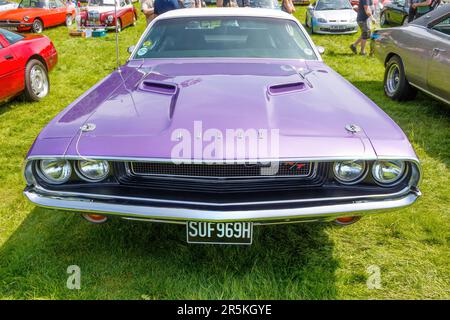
[0,28,57,102]
[0,0,76,33]
[78,0,137,32]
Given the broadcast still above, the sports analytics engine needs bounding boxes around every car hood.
[314,9,356,21]
[0,8,43,19]
[30,59,415,161]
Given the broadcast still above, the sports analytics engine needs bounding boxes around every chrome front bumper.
[24,186,421,225]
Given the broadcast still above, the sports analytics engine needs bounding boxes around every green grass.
[0,6,449,300]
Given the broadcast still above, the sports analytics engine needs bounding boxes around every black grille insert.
[129,161,313,178]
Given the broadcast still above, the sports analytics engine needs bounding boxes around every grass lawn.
[0,5,449,300]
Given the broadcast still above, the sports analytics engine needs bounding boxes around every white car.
[305,0,358,34]
[0,0,18,12]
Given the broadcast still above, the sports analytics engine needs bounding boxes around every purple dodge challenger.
[24,8,421,244]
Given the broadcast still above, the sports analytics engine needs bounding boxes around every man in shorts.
[350,0,376,56]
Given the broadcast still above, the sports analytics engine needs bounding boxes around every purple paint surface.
[27,58,417,161]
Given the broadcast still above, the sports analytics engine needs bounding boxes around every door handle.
[4,55,13,60]
[433,48,446,54]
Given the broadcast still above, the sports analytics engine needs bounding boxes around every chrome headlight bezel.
[75,160,110,182]
[317,17,327,23]
[333,160,368,185]
[37,159,72,185]
[372,160,407,187]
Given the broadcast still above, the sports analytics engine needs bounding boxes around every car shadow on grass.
[0,207,338,299]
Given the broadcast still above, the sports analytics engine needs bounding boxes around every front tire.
[31,19,43,33]
[380,11,387,26]
[66,14,73,26]
[402,16,408,26]
[384,55,417,101]
[116,18,122,32]
[23,59,49,102]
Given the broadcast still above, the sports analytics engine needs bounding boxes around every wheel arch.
[27,54,48,72]
[384,52,400,66]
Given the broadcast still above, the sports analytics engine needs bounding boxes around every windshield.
[316,0,352,10]
[18,0,46,8]
[88,0,116,6]
[133,17,317,60]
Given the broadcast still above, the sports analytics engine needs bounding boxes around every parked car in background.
[0,0,18,12]
[373,4,449,103]
[247,0,280,9]
[305,0,358,34]
[24,8,421,244]
[78,0,137,32]
[380,0,409,25]
[0,28,57,102]
[0,0,76,33]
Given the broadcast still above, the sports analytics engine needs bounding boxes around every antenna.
[114,0,120,71]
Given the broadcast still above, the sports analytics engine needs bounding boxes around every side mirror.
[127,45,135,54]
[316,46,325,54]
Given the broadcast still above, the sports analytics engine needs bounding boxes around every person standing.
[281,0,295,14]
[154,0,180,15]
[350,0,376,56]
[140,0,155,25]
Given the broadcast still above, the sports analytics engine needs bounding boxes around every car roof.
[154,7,297,22]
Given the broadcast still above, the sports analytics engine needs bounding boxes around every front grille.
[0,20,20,24]
[116,161,327,194]
[88,11,100,24]
[130,161,313,178]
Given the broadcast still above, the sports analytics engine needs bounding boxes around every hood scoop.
[140,80,178,95]
[268,82,307,95]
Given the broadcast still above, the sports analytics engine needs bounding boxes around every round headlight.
[333,160,367,185]
[23,16,29,22]
[372,160,406,186]
[38,159,72,184]
[76,160,110,182]
[107,15,114,22]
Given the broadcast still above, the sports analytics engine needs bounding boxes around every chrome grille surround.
[128,161,316,179]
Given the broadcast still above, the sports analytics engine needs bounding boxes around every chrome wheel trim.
[116,19,122,32]
[33,20,43,33]
[30,64,48,98]
[380,13,386,25]
[66,15,73,26]
[386,63,400,95]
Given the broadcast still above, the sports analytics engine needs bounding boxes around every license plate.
[3,26,17,31]
[186,221,253,245]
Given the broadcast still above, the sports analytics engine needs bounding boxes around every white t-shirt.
[140,0,155,25]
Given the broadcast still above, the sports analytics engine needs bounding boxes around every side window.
[431,17,450,36]
[49,0,57,8]
[0,29,25,44]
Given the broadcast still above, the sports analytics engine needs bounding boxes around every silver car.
[373,4,450,104]
[305,0,358,34]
